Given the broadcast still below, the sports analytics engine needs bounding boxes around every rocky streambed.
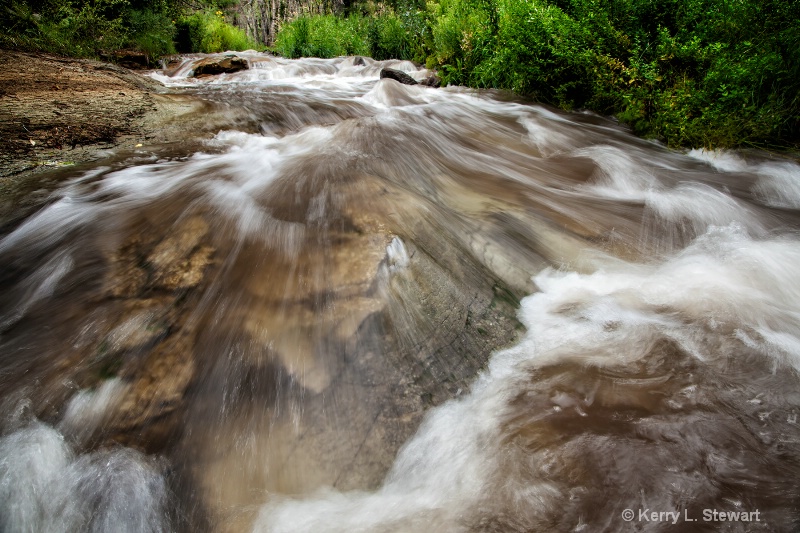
[3,51,800,533]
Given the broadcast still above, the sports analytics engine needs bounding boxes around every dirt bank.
[0,49,204,231]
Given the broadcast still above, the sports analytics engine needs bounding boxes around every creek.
[2,52,800,532]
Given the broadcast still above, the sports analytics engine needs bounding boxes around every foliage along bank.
[1,0,797,149]
[274,0,800,149]
[0,0,255,60]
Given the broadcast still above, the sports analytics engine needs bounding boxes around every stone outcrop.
[48,215,219,450]
[0,50,206,233]
[192,55,249,76]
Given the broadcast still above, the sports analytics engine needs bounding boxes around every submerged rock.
[192,56,249,76]
[104,216,214,297]
[147,216,212,290]
[380,67,418,85]
[421,74,441,88]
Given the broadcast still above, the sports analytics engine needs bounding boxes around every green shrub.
[484,0,595,107]
[0,0,128,57]
[367,13,414,60]
[442,0,800,148]
[0,0,177,60]
[125,8,176,58]
[275,15,339,58]
[427,0,496,85]
[176,10,255,53]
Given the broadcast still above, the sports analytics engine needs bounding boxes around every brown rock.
[103,298,172,359]
[157,245,214,290]
[147,216,212,289]
[114,331,196,432]
[192,56,249,76]
[105,234,156,298]
[421,74,441,88]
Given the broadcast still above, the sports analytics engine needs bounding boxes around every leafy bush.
[424,0,800,148]
[176,10,256,53]
[125,8,176,58]
[426,0,496,85]
[368,13,411,60]
[0,0,177,60]
[483,0,596,107]
[1,0,128,57]
[277,15,371,57]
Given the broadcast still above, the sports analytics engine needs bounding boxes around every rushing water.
[2,52,800,532]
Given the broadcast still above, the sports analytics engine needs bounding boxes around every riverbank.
[0,50,210,231]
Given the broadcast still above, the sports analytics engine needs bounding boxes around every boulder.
[421,74,441,88]
[192,55,249,76]
[379,67,418,85]
[353,56,366,66]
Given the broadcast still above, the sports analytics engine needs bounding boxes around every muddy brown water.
[1,53,800,532]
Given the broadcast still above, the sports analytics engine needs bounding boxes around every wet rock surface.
[380,67,418,85]
[0,54,572,527]
[163,173,532,531]
[1,160,533,530]
[0,50,215,234]
[192,55,249,76]
[421,74,442,87]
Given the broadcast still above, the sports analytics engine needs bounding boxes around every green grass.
[176,10,257,53]
[273,13,416,60]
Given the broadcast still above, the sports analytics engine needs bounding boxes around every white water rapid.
[2,52,800,532]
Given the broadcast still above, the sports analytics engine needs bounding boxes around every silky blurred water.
[2,52,800,532]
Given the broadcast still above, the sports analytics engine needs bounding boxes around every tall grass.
[273,13,417,60]
[176,10,257,53]
[273,15,369,58]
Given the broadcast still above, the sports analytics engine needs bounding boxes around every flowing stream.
[2,52,800,532]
